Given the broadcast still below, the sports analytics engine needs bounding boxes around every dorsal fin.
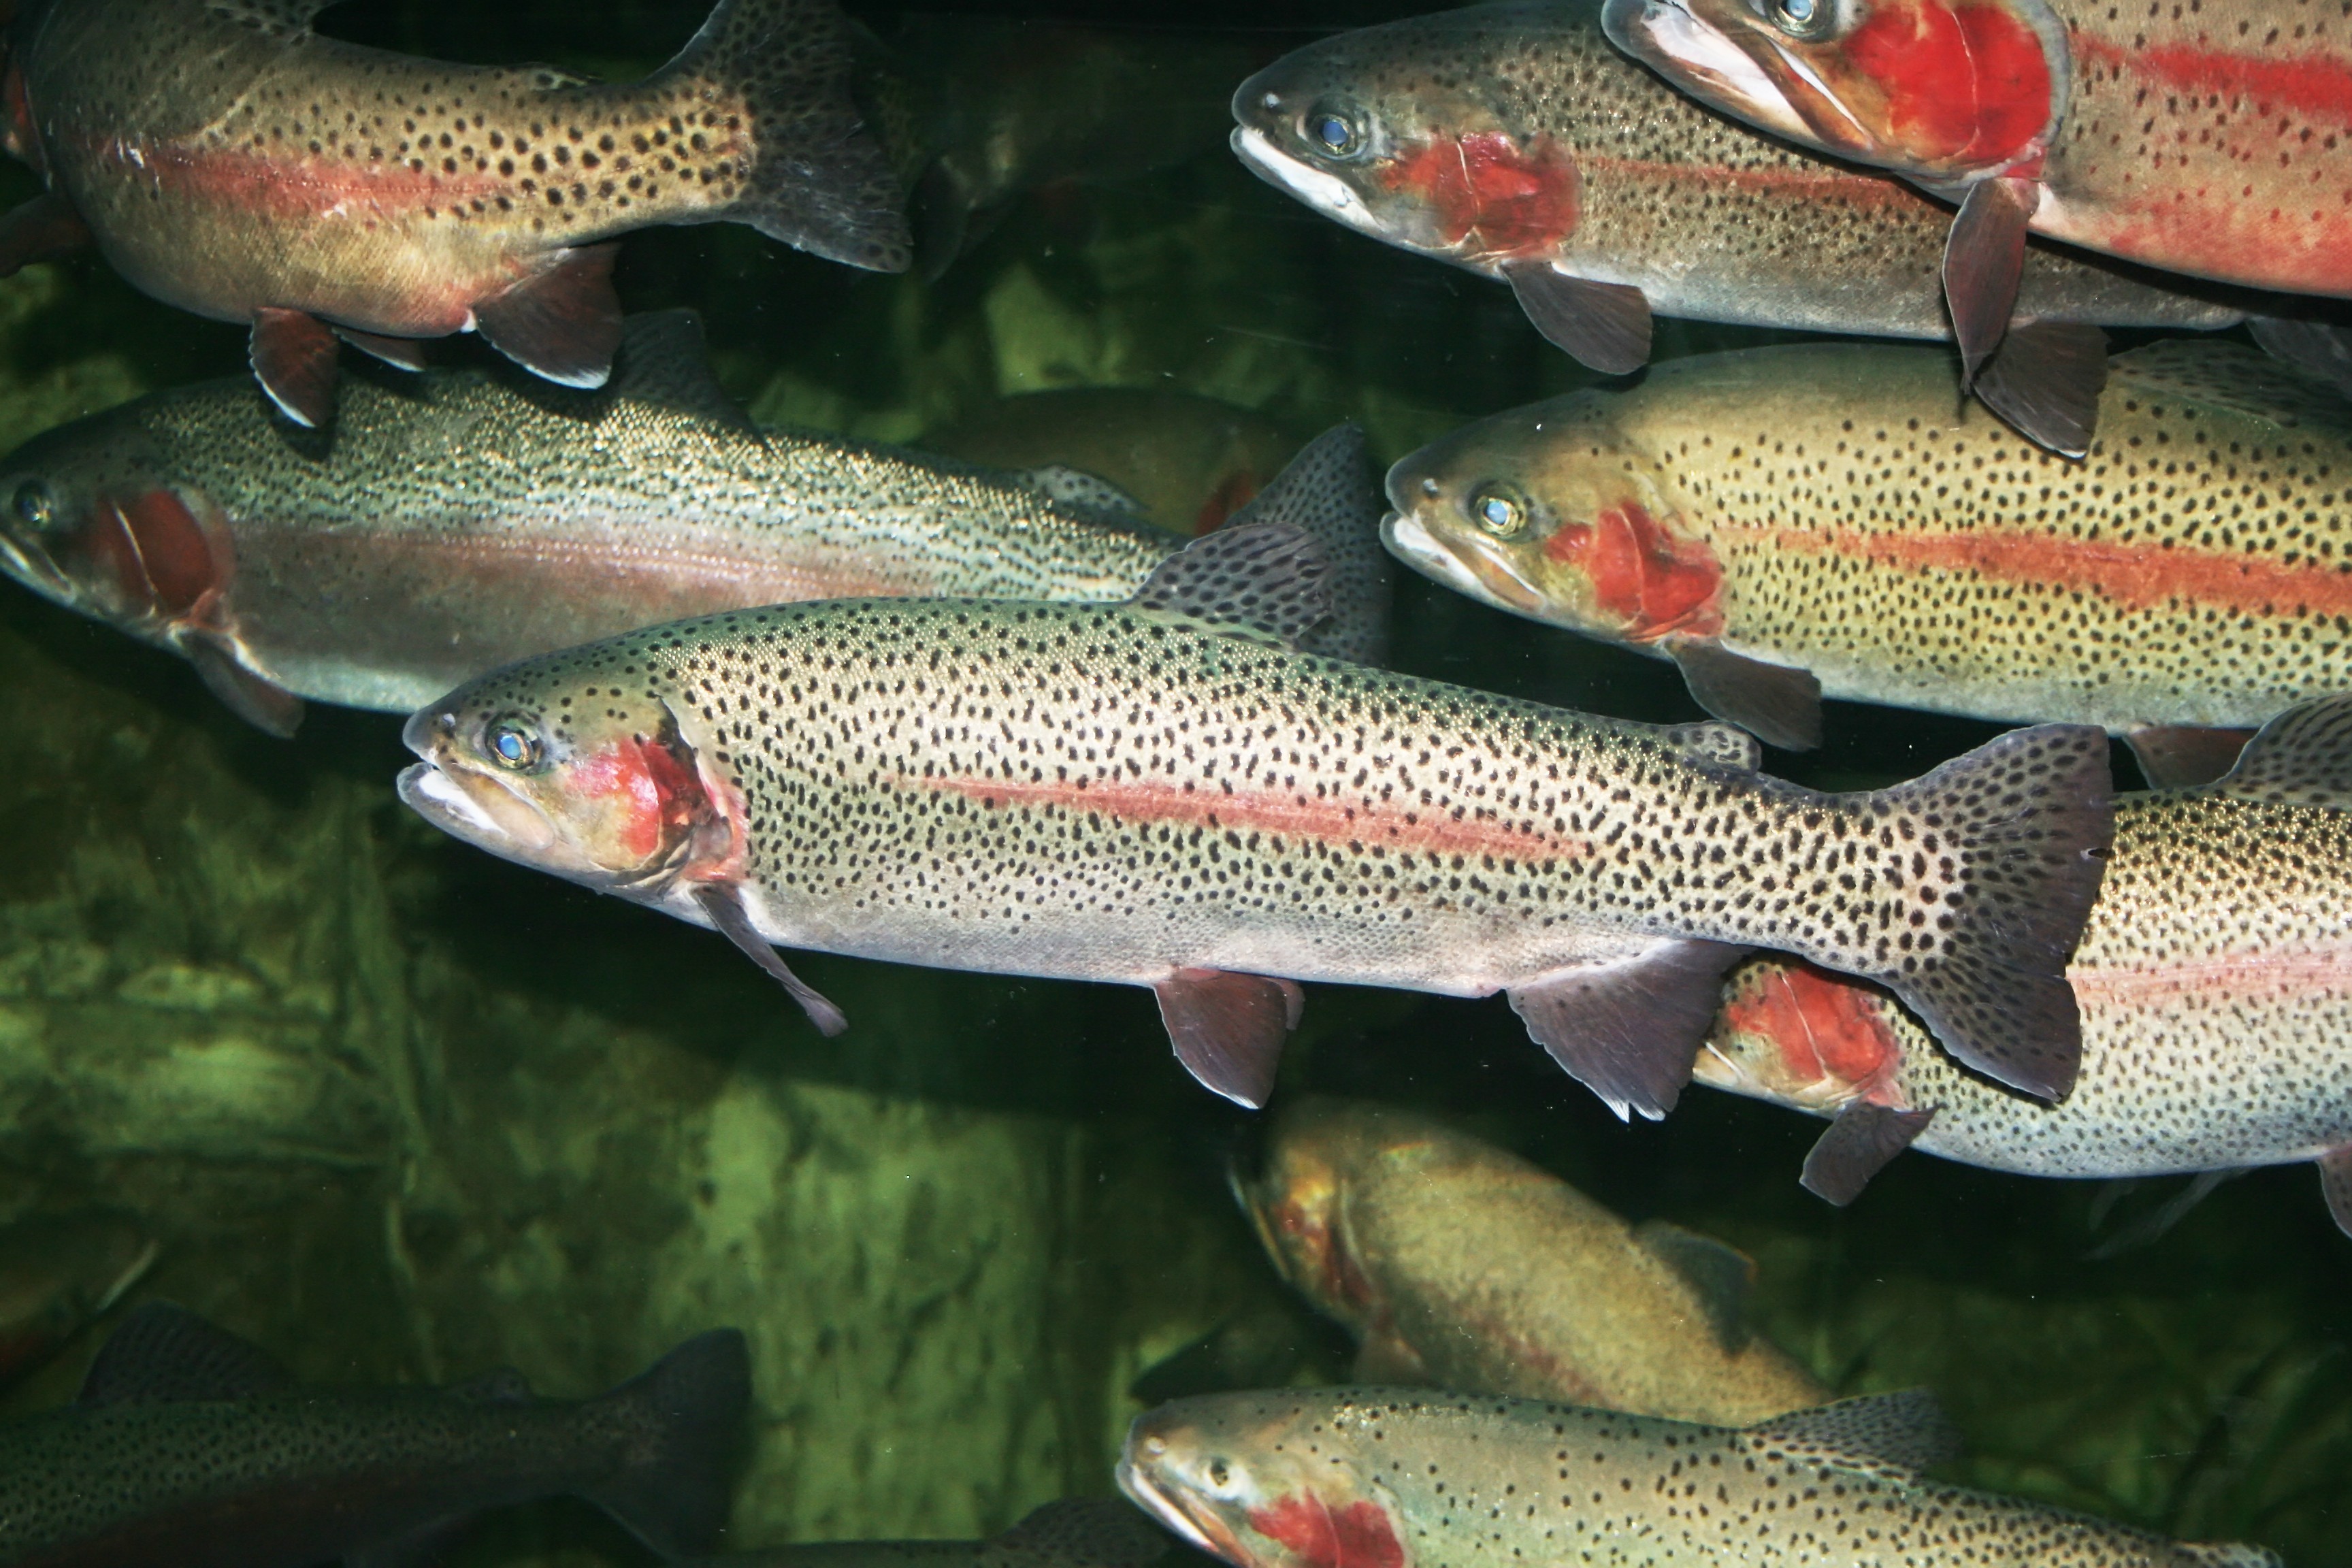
[610,311,757,432]
[2210,694,2352,809]
[1127,521,1333,649]
[206,0,334,39]
[1746,1390,1961,1479]
[1664,721,1761,773]
[2109,340,2349,430]
[1633,1220,1755,1353]
[1014,463,1147,519]
[78,1302,290,1405]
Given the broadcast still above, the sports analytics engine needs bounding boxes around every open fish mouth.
[1229,127,1394,248]
[1115,1458,1237,1563]
[1381,512,1550,621]
[397,760,552,854]
[1604,0,1865,152]
[0,530,78,609]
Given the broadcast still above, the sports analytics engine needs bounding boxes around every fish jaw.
[1230,127,1407,252]
[1120,1401,1403,1568]
[1602,0,1845,152]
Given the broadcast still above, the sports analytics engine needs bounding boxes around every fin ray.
[1501,261,1652,375]
[1153,968,1301,1108]
[1510,938,1752,1120]
[693,884,847,1035]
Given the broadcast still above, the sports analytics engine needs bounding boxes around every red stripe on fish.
[1770,525,2352,619]
[1718,962,1904,1100]
[1842,0,2055,169]
[1247,1494,1404,1568]
[1544,502,1725,640]
[2070,947,2352,1009]
[2071,33,2352,127]
[86,133,565,229]
[918,774,1588,865]
[1380,133,1580,259]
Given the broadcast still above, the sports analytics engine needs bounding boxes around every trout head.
[1230,15,1584,268]
[1600,0,2067,183]
[399,646,743,900]
[1382,396,1722,646]
[1233,1099,1401,1337]
[1121,1394,1408,1568]
[1699,960,1910,1113]
[0,420,236,647]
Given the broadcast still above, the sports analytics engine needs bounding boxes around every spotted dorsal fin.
[78,1302,291,1405]
[206,0,337,39]
[1127,521,1333,650]
[1745,1390,1961,1480]
[1665,721,1760,773]
[610,311,756,433]
[2210,694,2352,810]
[1013,464,1146,520]
[2110,340,2349,431]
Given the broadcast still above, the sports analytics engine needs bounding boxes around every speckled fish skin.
[692,1498,1172,1568]
[0,1303,750,1568]
[1117,1386,2278,1568]
[0,1213,154,1391]
[1225,0,2254,344]
[1699,697,2352,1233]
[1237,1097,1828,1424]
[394,525,2114,1106]
[0,0,909,338]
[1384,339,2352,737]
[0,313,1387,726]
[1602,0,2352,300]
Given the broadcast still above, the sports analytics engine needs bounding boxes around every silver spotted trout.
[395,514,2115,1109]
[1697,694,2352,1236]
[0,0,911,425]
[1603,0,2352,401]
[1224,0,2284,455]
[1239,1096,1829,1423]
[1117,1385,2279,1568]
[1382,338,2352,777]
[0,311,1389,735]
[0,1301,749,1567]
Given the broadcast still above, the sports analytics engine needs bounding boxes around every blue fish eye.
[487,721,542,771]
[1309,111,1360,157]
[12,481,54,532]
[1769,0,1827,32]
[1472,487,1526,538]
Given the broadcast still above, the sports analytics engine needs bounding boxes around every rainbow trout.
[396,511,2114,1109]
[1382,338,2351,777]
[1603,0,2352,399]
[1238,1097,1828,1423]
[1226,0,2278,455]
[0,0,909,427]
[1696,694,2352,1235]
[0,311,1388,735]
[1117,1386,2280,1568]
[0,1213,154,1391]
[0,1301,750,1567]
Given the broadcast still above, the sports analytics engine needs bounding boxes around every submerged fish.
[698,1498,1169,1568]
[1603,0,2352,399]
[0,311,1387,735]
[1225,0,2280,455]
[0,1301,750,1567]
[1118,1385,2280,1568]
[1697,694,2352,1236]
[396,507,2114,1112]
[0,1212,155,1391]
[1237,1096,1828,1424]
[0,0,911,427]
[1383,339,2352,771]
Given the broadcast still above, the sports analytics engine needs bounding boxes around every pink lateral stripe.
[1765,525,2352,619]
[2072,33,2352,126]
[2070,947,2352,1009]
[917,774,1588,864]
[92,135,519,225]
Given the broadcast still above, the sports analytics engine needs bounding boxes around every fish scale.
[1118,1387,2278,1568]
[398,526,2114,1110]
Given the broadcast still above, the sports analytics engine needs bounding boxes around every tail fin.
[655,0,912,273]
[1868,725,2113,1102]
[581,1328,753,1557]
[1225,423,1392,664]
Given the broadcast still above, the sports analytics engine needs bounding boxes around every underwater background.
[0,0,2343,1563]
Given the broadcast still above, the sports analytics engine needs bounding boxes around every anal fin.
[250,307,340,428]
[1974,319,2108,459]
[473,242,623,390]
[1664,638,1823,752]
[333,327,432,373]
[0,192,92,277]
[1152,968,1302,1108]
[1799,1101,1936,1206]
[691,884,847,1036]
[184,636,304,737]
[2319,1145,2352,1241]
[1942,176,2038,386]
[2125,725,2255,790]
[1500,260,1652,376]
[1509,938,1750,1120]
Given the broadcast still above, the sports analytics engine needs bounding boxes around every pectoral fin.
[2319,1145,2352,1240]
[250,307,341,428]
[1973,319,2108,459]
[1664,638,1823,752]
[1799,1101,1936,1206]
[2125,725,2255,790]
[1152,968,1303,1108]
[1509,938,1751,1120]
[691,884,848,1036]
[1942,176,2038,386]
[473,242,624,390]
[183,636,304,737]
[1500,260,1652,375]
[0,192,92,278]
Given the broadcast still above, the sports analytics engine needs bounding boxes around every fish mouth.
[1117,1448,1242,1565]
[0,529,78,609]
[1381,511,1551,621]
[1229,127,1395,248]
[399,705,572,867]
[1602,0,1868,154]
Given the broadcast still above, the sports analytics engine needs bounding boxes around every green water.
[0,2,2342,1563]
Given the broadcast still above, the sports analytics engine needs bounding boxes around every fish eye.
[1763,0,1835,37]
[485,719,544,772]
[1305,107,1361,158]
[1470,485,1527,538]
[12,481,55,532]
[1209,1460,1230,1486]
